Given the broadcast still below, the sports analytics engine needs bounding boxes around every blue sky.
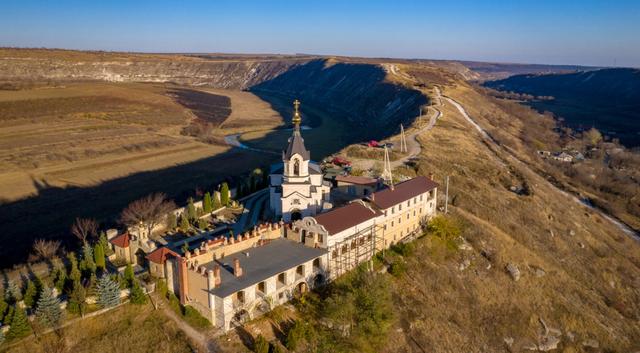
[1,0,639,67]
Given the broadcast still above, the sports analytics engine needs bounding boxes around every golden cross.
[293,99,300,113]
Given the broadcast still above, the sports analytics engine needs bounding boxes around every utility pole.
[382,145,393,185]
[400,124,407,153]
[444,175,449,214]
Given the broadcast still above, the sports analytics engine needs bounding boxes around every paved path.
[349,86,443,172]
[232,188,269,235]
[444,95,638,239]
[223,133,279,155]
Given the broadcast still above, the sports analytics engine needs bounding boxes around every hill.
[484,68,640,147]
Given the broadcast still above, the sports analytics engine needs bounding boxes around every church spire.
[292,99,302,129]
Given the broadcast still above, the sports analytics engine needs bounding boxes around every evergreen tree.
[23,279,38,308]
[35,287,62,328]
[0,290,7,322]
[197,218,208,230]
[80,242,96,275]
[6,280,21,303]
[220,183,230,206]
[186,197,197,221]
[166,213,177,231]
[67,280,86,316]
[253,334,269,353]
[98,231,114,256]
[6,306,31,340]
[67,252,81,283]
[94,243,106,272]
[96,274,120,308]
[124,264,135,287]
[53,267,66,294]
[2,305,14,325]
[203,192,213,213]
[212,191,222,210]
[129,281,147,305]
[180,214,190,231]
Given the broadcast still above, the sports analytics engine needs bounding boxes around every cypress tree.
[23,279,37,308]
[124,264,135,287]
[166,213,177,231]
[98,231,114,256]
[187,197,197,221]
[212,191,221,210]
[67,252,81,283]
[6,306,31,340]
[96,274,120,308]
[220,183,230,206]
[129,281,147,305]
[180,214,190,231]
[80,242,96,275]
[203,192,213,213]
[67,280,86,316]
[197,218,208,230]
[35,287,62,328]
[94,243,106,272]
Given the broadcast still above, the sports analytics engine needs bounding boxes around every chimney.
[428,172,434,180]
[214,264,221,286]
[233,258,243,277]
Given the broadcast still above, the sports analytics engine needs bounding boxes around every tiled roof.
[371,176,438,209]
[109,233,130,248]
[335,175,378,186]
[146,247,179,264]
[313,202,382,235]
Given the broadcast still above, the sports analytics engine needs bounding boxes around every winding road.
[444,96,638,239]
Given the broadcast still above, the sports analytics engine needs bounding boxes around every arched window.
[293,159,300,176]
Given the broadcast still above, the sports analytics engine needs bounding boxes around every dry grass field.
[371,83,640,352]
[0,81,286,267]
[5,304,194,353]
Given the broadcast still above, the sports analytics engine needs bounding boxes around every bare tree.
[121,193,176,238]
[32,238,61,261]
[71,218,98,244]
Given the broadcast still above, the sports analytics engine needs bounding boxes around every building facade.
[269,100,331,222]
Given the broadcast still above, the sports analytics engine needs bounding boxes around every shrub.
[166,213,177,231]
[129,282,148,305]
[203,192,213,213]
[221,183,230,206]
[187,198,197,221]
[94,243,106,272]
[286,320,306,350]
[427,215,462,252]
[389,260,407,277]
[183,305,211,329]
[389,242,415,257]
[23,279,38,308]
[124,264,135,287]
[253,334,269,353]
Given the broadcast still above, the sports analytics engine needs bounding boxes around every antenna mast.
[382,145,393,185]
[400,124,407,153]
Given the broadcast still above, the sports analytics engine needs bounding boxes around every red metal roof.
[109,233,130,248]
[313,202,382,235]
[335,175,378,186]
[371,176,438,209]
[146,247,179,264]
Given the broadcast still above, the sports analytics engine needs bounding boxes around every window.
[257,281,266,294]
[313,258,321,269]
[420,194,423,201]
[317,234,323,243]
[406,214,409,220]
[399,204,402,211]
[384,210,387,217]
[384,224,387,230]
[391,221,394,227]
[294,159,300,176]
[332,250,338,259]
[392,206,395,214]
[413,211,416,217]
[398,217,401,224]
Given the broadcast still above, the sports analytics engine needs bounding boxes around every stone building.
[269,100,331,222]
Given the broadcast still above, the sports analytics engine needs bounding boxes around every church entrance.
[291,209,302,221]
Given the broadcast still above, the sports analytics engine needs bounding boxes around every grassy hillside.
[484,68,640,147]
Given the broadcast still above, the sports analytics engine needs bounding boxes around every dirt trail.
[444,95,638,239]
[157,297,223,352]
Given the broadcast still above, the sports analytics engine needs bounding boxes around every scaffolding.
[327,222,386,278]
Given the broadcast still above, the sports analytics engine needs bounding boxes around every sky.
[1,0,639,67]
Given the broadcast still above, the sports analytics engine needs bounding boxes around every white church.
[269,100,332,222]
